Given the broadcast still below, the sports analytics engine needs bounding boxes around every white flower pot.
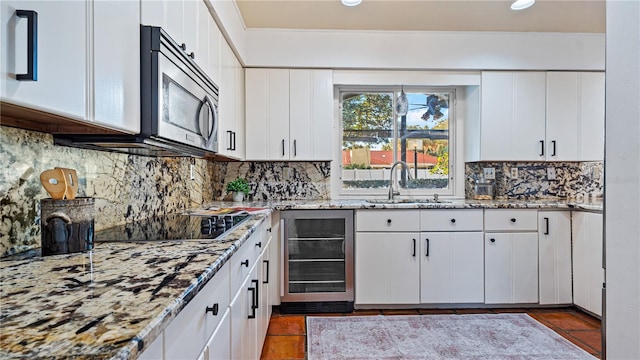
[232,192,244,202]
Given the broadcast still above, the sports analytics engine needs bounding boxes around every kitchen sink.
[365,199,452,204]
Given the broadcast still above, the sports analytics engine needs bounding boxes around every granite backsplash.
[465,161,604,200]
[0,126,331,256]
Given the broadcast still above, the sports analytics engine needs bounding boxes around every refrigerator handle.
[280,219,285,298]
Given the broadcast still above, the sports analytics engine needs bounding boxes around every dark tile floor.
[260,307,602,360]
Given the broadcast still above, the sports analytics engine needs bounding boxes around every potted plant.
[226,177,250,202]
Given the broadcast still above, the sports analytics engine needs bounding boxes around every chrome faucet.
[388,161,412,200]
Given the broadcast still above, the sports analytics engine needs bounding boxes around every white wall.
[605,1,640,359]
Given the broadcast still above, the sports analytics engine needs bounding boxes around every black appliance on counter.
[54,25,219,158]
[94,213,251,242]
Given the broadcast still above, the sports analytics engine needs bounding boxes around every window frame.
[334,85,457,198]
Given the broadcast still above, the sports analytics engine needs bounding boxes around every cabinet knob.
[267,227,272,232]
[241,259,249,267]
[450,218,456,223]
[255,242,262,248]
[490,238,496,243]
[387,219,392,224]
[180,43,186,51]
[510,218,517,223]
[205,303,219,316]
[189,52,195,59]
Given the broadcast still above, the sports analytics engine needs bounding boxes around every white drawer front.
[484,209,538,231]
[230,237,259,295]
[356,210,420,232]
[165,262,231,360]
[420,210,484,231]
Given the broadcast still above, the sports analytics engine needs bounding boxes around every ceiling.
[234,0,605,33]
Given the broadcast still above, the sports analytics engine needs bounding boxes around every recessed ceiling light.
[341,0,362,7]
[511,0,535,10]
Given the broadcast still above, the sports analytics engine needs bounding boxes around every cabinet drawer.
[484,210,538,231]
[356,210,420,232]
[420,210,483,231]
[165,262,230,360]
[230,236,260,295]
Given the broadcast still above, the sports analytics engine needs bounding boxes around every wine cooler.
[281,210,354,313]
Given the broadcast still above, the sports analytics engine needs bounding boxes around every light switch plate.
[510,167,518,179]
[547,167,556,180]
[483,167,496,180]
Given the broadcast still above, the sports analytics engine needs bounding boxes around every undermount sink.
[365,199,452,204]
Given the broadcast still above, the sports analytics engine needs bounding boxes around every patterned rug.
[307,314,597,360]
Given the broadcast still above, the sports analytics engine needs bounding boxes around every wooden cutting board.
[40,169,67,200]
[56,167,78,199]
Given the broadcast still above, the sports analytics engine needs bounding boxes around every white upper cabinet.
[1,1,87,120]
[217,40,244,160]
[245,68,333,161]
[92,0,140,133]
[473,71,604,162]
[546,72,605,161]
[479,72,546,161]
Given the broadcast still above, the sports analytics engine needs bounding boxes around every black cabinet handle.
[510,218,517,223]
[247,287,256,319]
[241,259,249,267]
[205,303,219,316]
[490,238,496,243]
[412,238,416,257]
[450,219,456,223]
[189,52,195,59]
[551,140,557,156]
[232,131,237,151]
[180,43,187,51]
[263,260,270,284]
[293,139,297,157]
[251,279,259,309]
[544,217,550,235]
[16,10,38,81]
[425,238,430,257]
[387,219,392,224]
[539,140,545,156]
[267,227,272,232]
[282,139,285,157]
[255,241,262,248]
[226,131,232,150]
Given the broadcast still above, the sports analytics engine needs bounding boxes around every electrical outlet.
[190,164,195,180]
[547,167,556,180]
[483,167,495,180]
[511,167,518,179]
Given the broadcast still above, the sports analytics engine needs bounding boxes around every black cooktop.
[94,213,252,242]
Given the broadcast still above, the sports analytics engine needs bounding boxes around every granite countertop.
[0,198,602,359]
[0,212,270,360]
[211,198,603,212]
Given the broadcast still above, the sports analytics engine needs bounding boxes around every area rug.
[307,314,597,360]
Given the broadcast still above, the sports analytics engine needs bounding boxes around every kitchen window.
[338,87,455,196]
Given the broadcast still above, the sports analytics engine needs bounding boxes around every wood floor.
[260,307,602,360]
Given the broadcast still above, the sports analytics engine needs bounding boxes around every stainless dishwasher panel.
[281,210,354,303]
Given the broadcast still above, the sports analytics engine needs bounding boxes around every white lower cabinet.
[355,232,420,304]
[420,232,484,303]
[484,233,539,304]
[230,260,260,360]
[572,211,603,316]
[538,211,572,305]
[202,308,231,360]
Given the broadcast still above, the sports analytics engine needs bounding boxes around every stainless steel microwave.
[55,26,219,157]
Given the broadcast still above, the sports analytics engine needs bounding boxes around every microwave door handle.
[197,96,209,144]
[205,100,218,149]
[198,95,217,148]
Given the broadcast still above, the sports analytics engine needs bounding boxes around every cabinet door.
[547,72,580,161]
[485,233,538,304]
[480,72,546,161]
[355,232,420,304]
[245,68,270,160]
[572,212,603,316]
[230,265,259,360]
[578,72,605,161]
[1,1,86,119]
[205,307,231,360]
[538,211,572,305]
[92,0,140,133]
[420,232,484,303]
[267,69,290,160]
[234,55,245,159]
